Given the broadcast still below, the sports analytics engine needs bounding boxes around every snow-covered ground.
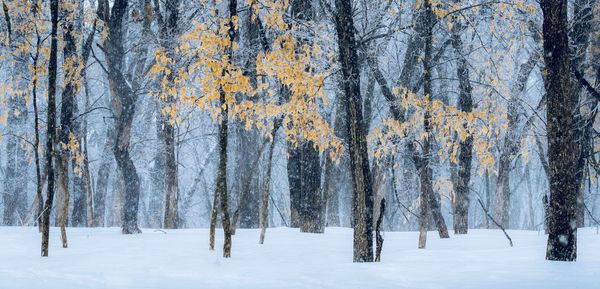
[0,226,598,289]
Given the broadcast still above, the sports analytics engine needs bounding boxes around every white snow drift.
[0,226,598,289]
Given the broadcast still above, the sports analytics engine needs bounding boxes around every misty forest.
[0,0,599,288]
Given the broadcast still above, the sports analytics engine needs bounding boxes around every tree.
[98,0,142,234]
[155,0,182,230]
[286,0,323,233]
[418,0,438,248]
[208,0,238,258]
[540,0,578,261]
[449,1,473,235]
[41,0,59,257]
[334,0,374,262]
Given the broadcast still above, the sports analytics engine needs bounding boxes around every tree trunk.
[100,0,142,234]
[158,0,182,230]
[56,10,80,246]
[450,11,473,234]
[210,0,237,258]
[334,0,374,262]
[417,0,445,247]
[541,0,578,261]
[41,0,59,257]
[259,123,280,244]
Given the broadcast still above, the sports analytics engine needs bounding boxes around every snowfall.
[0,226,598,289]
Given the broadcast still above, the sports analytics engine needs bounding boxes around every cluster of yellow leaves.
[60,132,85,176]
[59,0,78,22]
[150,4,341,159]
[369,87,502,175]
[62,55,84,92]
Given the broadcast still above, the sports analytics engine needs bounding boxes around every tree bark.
[41,0,59,257]
[334,0,374,262]
[56,7,80,246]
[418,0,445,247]
[285,0,323,233]
[99,0,142,234]
[210,0,237,257]
[157,0,182,230]
[449,10,473,234]
[541,0,578,261]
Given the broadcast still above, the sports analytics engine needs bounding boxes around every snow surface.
[0,226,598,289]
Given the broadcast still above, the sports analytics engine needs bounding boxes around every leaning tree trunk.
[540,0,578,261]
[334,0,374,262]
[41,0,59,257]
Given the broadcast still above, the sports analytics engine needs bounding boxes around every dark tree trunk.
[541,0,578,261]
[287,145,301,228]
[299,142,323,233]
[450,12,473,235]
[287,141,323,232]
[215,88,232,257]
[418,0,445,247]
[285,0,322,233]
[375,198,385,262]
[41,0,59,257]
[210,0,237,258]
[56,10,78,248]
[334,0,374,262]
[31,37,43,231]
[99,0,142,234]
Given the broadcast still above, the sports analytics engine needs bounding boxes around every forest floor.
[0,226,598,289]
